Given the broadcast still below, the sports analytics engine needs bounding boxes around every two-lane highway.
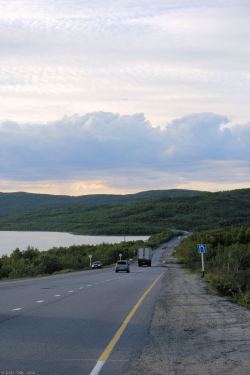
[0,241,180,375]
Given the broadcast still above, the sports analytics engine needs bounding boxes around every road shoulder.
[128,243,250,375]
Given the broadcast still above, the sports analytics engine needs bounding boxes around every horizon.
[1,186,250,198]
[0,1,249,195]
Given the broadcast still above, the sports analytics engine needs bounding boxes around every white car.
[91,261,103,269]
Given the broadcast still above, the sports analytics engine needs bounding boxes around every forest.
[0,189,250,234]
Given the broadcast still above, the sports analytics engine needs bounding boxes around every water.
[0,231,149,256]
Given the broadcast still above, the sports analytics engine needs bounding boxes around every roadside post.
[119,253,122,261]
[88,254,92,268]
[197,244,206,277]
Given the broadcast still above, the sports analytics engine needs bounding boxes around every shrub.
[174,226,250,308]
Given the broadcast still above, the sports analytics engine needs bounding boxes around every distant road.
[0,237,183,375]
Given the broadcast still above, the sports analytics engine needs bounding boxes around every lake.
[0,231,149,256]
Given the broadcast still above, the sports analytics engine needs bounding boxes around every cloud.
[0,178,131,196]
[0,1,249,125]
[0,112,162,180]
[0,0,249,193]
[0,111,249,193]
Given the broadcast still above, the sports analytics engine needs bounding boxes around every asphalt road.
[0,240,181,375]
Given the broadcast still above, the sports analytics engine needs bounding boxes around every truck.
[137,246,153,267]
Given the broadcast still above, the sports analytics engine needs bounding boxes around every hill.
[0,189,203,216]
[0,188,250,234]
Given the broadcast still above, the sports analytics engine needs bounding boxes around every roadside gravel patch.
[128,240,250,375]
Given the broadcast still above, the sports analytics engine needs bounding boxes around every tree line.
[0,231,177,280]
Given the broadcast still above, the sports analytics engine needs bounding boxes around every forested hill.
[0,188,250,234]
[0,189,203,216]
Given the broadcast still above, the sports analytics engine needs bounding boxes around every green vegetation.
[0,231,178,280]
[0,189,203,216]
[0,189,250,234]
[0,241,142,280]
[174,226,250,308]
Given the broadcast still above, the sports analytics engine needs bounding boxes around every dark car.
[91,261,103,269]
[115,260,130,273]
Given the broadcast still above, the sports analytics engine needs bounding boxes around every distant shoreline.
[0,231,150,257]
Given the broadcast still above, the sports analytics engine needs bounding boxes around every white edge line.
[54,294,61,297]
[36,300,44,303]
[11,307,22,311]
[89,360,105,375]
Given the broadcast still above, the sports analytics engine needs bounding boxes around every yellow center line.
[89,272,163,375]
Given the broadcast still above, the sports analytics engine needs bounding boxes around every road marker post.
[88,254,92,268]
[197,244,207,277]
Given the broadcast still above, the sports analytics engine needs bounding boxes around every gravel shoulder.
[128,238,250,375]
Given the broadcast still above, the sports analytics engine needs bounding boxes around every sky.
[0,0,249,195]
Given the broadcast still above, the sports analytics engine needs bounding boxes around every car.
[115,260,130,273]
[91,261,103,269]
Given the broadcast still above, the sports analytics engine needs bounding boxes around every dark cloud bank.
[0,112,250,186]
